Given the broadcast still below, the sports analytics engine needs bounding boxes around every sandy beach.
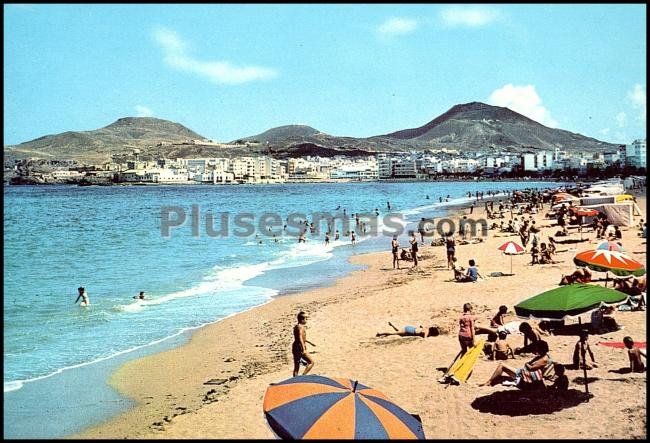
[75,189,647,439]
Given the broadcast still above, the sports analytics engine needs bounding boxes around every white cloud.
[377,17,418,36]
[440,6,501,27]
[615,112,627,128]
[487,84,558,127]
[152,27,278,85]
[599,128,610,136]
[628,84,646,122]
[135,105,154,117]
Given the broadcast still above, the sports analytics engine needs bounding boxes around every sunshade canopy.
[498,241,524,255]
[574,249,645,276]
[514,283,628,321]
[263,375,426,439]
[569,206,599,217]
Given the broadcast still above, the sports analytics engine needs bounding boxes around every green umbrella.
[514,283,628,321]
[515,283,628,398]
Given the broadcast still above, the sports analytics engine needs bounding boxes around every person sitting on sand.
[456,259,483,283]
[550,363,569,392]
[451,257,465,281]
[400,248,412,261]
[376,322,439,338]
[539,243,558,264]
[490,330,515,360]
[292,311,315,377]
[490,305,508,328]
[623,336,646,373]
[514,321,546,355]
[547,238,557,255]
[479,340,553,387]
[573,330,598,369]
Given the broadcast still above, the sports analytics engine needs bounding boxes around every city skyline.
[4,4,647,146]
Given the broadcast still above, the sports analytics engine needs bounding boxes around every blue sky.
[4,3,646,146]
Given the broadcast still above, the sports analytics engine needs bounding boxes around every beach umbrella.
[498,241,524,275]
[596,240,625,253]
[263,375,425,439]
[514,284,628,321]
[514,284,629,396]
[573,249,645,277]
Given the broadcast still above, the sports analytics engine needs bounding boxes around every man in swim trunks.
[292,311,315,377]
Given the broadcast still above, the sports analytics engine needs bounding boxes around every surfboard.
[445,339,486,383]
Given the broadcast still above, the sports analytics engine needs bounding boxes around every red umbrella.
[574,249,646,278]
[498,241,524,275]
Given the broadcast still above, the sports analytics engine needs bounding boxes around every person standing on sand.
[410,232,419,267]
[446,232,456,269]
[391,236,400,269]
[292,311,315,377]
[458,303,477,357]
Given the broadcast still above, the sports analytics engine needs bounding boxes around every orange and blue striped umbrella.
[263,375,425,439]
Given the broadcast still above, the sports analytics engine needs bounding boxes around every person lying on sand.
[375,322,439,338]
[559,267,592,285]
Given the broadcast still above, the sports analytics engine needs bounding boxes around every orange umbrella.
[573,249,645,277]
[263,375,425,439]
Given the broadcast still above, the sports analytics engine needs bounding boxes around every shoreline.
[75,188,646,439]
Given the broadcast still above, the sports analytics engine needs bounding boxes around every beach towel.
[597,341,646,349]
[445,339,486,383]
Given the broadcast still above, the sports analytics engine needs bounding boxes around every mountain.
[4,117,206,163]
[379,102,617,152]
[4,103,620,163]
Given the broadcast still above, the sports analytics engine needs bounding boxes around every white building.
[625,139,646,168]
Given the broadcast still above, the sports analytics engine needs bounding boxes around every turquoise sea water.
[3,181,563,437]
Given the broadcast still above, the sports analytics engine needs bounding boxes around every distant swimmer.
[351,231,356,245]
[335,230,340,241]
[325,233,330,246]
[133,291,145,300]
[439,197,443,203]
[75,286,90,307]
[426,195,430,200]
[387,201,391,211]
[299,231,306,243]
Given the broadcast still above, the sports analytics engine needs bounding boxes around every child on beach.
[623,336,646,373]
[487,331,515,360]
[490,305,508,328]
[550,363,569,392]
[456,259,483,282]
[572,330,597,369]
[292,311,315,377]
